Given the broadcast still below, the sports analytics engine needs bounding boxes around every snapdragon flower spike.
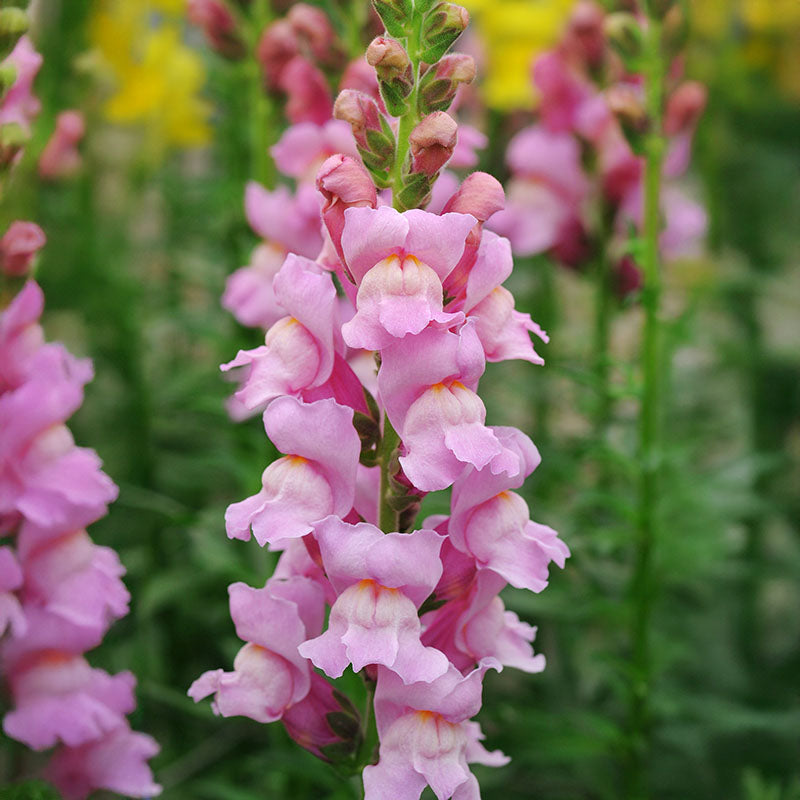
[225,396,360,547]
[362,662,508,800]
[449,427,569,592]
[222,254,337,411]
[378,321,519,491]
[338,205,475,350]
[298,516,449,684]
[189,576,325,722]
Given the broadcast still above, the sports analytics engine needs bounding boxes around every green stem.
[378,415,401,532]
[391,21,422,209]
[246,0,276,188]
[357,676,378,774]
[627,10,665,800]
[593,244,613,439]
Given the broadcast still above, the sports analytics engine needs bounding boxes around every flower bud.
[187,0,245,60]
[664,81,707,137]
[281,675,362,763]
[367,36,412,115]
[409,111,457,177]
[0,63,16,97]
[603,12,642,66]
[0,220,45,277]
[563,1,606,71]
[38,110,85,180]
[615,255,642,299]
[256,19,299,88]
[418,52,475,114]
[372,0,413,39]
[606,83,647,152]
[419,3,469,64]
[287,3,340,65]
[0,8,28,61]
[278,57,333,126]
[442,171,504,221]
[334,89,395,178]
[316,154,377,271]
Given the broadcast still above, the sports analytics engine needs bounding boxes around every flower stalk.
[628,6,666,797]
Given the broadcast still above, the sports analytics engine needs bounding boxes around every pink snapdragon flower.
[0,221,46,277]
[44,725,162,800]
[272,119,357,182]
[298,516,449,684]
[223,254,338,410]
[0,545,25,636]
[449,427,569,592]
[189,576,325,721]
[378,322,519,491]
[363,663,508,800]
[225,396,360,547]
[338,205,476,349]
[222,182,323,330]
[0,36,42,136]
[38,110,85,180]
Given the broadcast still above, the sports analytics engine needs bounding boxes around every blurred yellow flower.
[693,0,800,99]
[463,0,574,110]
[89,0,211,154]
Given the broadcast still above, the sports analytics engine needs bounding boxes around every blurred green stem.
[391,18,422,208]
[246,0,276,188]
[593,242,613,439]
[627,9,665,799]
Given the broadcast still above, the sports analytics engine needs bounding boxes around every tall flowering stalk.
[191,1,568,797]
[0,11,159,798]
[490,1,707,436]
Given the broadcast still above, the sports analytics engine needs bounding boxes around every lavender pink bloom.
[363,663,508,800]
[298,517,449,684]
[224,396,360,547]
[0,36,42,136]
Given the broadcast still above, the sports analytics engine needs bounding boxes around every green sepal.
[372,0,412,38]
[379,79,411,117]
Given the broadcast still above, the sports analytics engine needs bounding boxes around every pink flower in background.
[0,279,159,794]
[38,110,85,180]
[0,221,46,277]
[0,36,42,135]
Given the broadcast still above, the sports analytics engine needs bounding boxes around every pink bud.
[0,221,45,277]
[38,110,85,180]
[287,3,338,64]
[187,0,244,59]
[278,57,333,126]
[333,89,383,150]
[317,154,377,272]
[615,255,642,299]
[563,1,607,69]
[366,36,411,80]
[442,172,504,222]
[408,111,458,177]
[256,20,299,88]
[664,81,707,137]
[418,52,476,114]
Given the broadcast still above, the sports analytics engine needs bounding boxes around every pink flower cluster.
[489,1,707,296]
[195,128,567,800]
[0,277,160,799]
